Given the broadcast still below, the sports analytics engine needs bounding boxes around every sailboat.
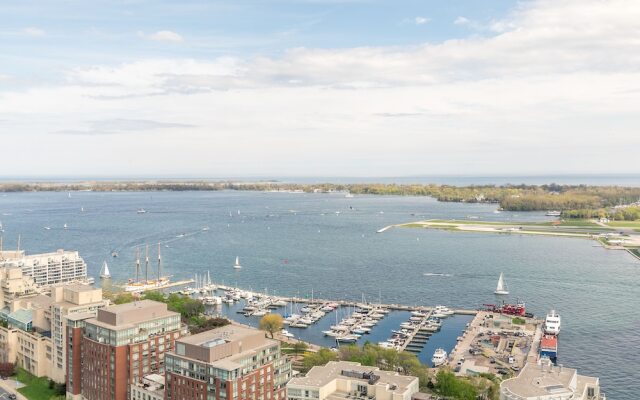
[100,261,111,279]
[233,256,242,269]
[494,272,509,295]
[0,221,3,232]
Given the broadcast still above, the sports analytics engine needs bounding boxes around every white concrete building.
[287,361,419,400]
[0,249,87,287]
[500,361,604,400]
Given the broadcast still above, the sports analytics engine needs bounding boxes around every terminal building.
[500,360,605,400]
[164,324,292,400]
[286,361,419,400]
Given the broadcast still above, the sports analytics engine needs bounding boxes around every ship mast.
[145,245,149,283]
[157,243,162,281]
[135,248,140,282]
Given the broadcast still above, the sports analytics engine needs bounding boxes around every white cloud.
[23,27,45,37]
[454,16,470,25]
[146,30,184,43]
[414,16,430,25]
[1,0,640,176]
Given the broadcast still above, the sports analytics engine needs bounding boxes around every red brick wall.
[66,327,83,395]
[166,372,207,400]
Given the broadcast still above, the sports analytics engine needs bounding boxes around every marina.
[1,190,636,399]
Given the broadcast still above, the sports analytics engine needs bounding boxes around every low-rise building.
[286,361,419,400]
[165,324,292,400]
[500,361,604,400]
[130,373,166,400]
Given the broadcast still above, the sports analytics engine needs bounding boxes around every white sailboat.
[494,272,509,295]
[100,261,111,279]
[233,256,242,269]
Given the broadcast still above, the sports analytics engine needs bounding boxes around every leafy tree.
[292,342,308,357]
[259,314,283,338]
[113,292,135,304]
[302,349,338,372]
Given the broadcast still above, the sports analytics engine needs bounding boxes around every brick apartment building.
[68,300,186,400]
[165,325,292,400]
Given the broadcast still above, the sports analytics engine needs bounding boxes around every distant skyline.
[1,0,639,177]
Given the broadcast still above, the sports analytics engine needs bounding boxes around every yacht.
[280,329,295,338]
[546,210,562,217]
[431,348,448,367]
[335,334,359,343]
[233,256,242,269]
[544,310,561,335]
[137,208,147,214]
[494,272,509,295]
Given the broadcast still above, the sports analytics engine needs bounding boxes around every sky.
[1,0,639,178]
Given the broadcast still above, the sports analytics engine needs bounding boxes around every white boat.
[0,221,3,232]
[546,210,562,217]
[253,309,268,316]
[124,277,171,292]
[280,329,295,338]
[345,193,354,198]
[336,334,359,343]
[137,208,147,214]
[63,223,68,230]
[233,256,242,269]
[431,348,448,366]
[434,305,454,315]
[99,261,111,279]
[544,309,561,335]
[494,272,509,295]
[43,226,51,230]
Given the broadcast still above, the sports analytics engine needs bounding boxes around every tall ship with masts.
[124,244,171,292]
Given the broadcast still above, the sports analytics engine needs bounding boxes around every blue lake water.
[0,191,638,399]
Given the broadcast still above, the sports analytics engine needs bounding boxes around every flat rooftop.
[501,362,591,398]
[178,324,262,346]
[288,361,416,393]
[88,300,177,329]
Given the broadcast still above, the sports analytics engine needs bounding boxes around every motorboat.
[431,348,448,367]
[280,329,295,338]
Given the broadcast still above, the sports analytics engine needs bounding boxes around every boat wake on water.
[423,272,453,277]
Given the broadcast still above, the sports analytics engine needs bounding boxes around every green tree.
[302,349,338,372]
[292,342,308,357]
[259,314,283,338]
[113,292,135,304]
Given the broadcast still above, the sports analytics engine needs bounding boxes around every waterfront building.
[130,373,166,400]
[78,300,185,400]
[286,361,419,400]
[165,324,292,400]
[0,265,38,308]
[500,360,605,400]
[0,283,107,382]
[0,249,88,287]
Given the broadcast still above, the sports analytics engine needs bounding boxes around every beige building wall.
[0,325,18,364]
[15,330,52,378]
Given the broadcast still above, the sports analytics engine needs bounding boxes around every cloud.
[414,16,430,25]
[1,0,640,176]
[454,16,470,25]
[146,30,184,43]
[55,119,195,135]
[23,27,45,37]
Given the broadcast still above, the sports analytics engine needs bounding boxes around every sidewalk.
[0,378,27,400]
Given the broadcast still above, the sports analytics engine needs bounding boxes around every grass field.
[15,368,61,400]
[606,221,640,228]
